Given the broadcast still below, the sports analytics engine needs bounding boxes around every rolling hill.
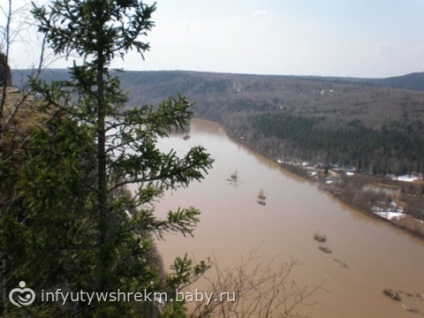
[12,69,424,174]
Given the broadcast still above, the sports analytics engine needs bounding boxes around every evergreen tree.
[1,1,213,316]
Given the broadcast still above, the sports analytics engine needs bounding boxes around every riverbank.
[202,117,424,241]
[280,161,424,241]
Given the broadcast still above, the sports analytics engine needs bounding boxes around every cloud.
[375,42,395,55]
[250,10,274,26]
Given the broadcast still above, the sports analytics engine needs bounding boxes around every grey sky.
[2,0,424,78]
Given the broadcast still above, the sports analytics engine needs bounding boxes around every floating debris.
[318,246,332,254]
[227,170,238,183]
[383,289,401,301]
[257,189,266,205]
[183,134,190,140]
[257,189,266,200]
[402,304,418,314]
[313,231,327,243]
[334,258,349,268]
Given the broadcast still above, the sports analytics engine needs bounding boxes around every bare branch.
[191,249,326,318]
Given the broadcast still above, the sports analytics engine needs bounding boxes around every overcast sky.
[3,0,424,78]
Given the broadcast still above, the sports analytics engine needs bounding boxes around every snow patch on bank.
[374,211,404,221]
[391,174,422,182]
[372,202,405,221]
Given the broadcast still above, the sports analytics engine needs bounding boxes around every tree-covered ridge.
[17,69,424,128]
[14,69,424,174]
[254,113,424,174]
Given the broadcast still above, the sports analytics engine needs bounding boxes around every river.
[153,118,424,317]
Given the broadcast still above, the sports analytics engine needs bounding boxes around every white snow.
[392,175,421,182]
[372,203,404,221]
[375,211,404,221]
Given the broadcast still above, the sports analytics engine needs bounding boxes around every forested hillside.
[13,69,424,174]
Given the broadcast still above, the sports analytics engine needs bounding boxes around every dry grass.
[1,87,47,145]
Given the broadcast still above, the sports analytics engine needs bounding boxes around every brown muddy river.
[153,118,424,317]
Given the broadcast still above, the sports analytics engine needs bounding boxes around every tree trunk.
[96,52,108,291]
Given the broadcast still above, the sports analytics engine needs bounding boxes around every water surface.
[153,118,424,317]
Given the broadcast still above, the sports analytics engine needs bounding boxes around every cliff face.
[0,52,12,86]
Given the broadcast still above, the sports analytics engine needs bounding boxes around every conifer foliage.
[1,1,213,316]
